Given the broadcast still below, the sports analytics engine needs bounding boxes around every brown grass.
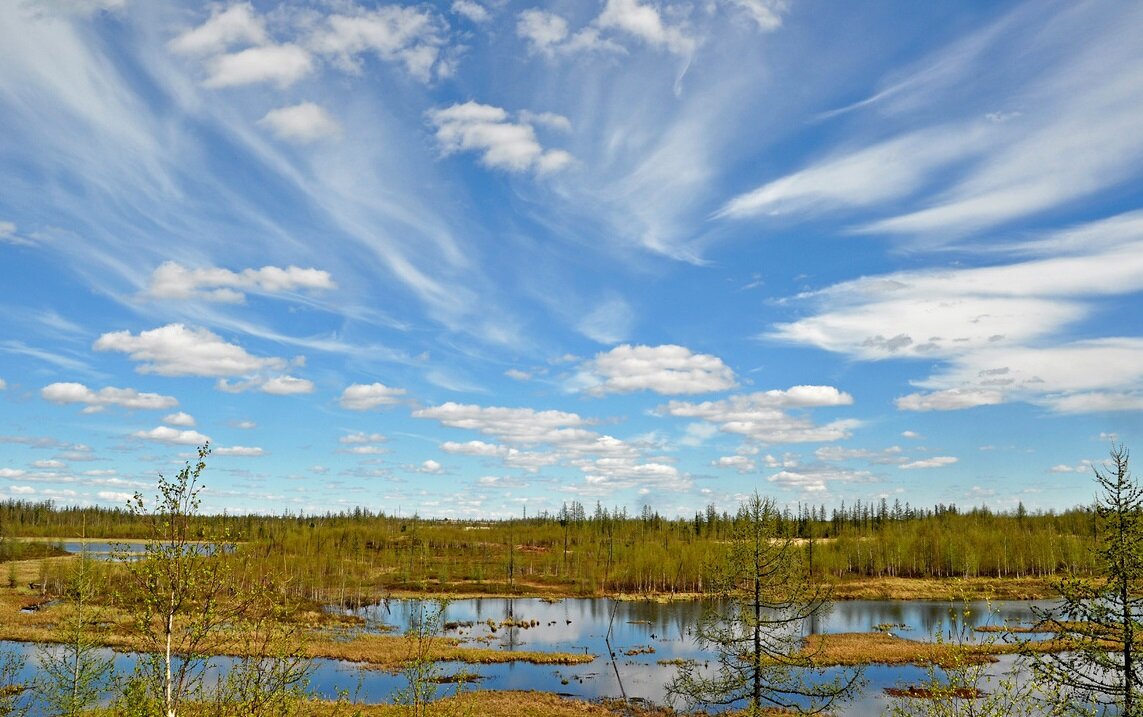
[801,631,1070,668]
[829,575,1056,600]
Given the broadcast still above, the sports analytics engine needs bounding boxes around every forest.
[0,491,1100,604]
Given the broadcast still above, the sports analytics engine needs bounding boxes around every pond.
[1,597,1061,715]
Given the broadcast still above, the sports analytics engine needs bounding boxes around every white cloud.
[596,0,695,56]
[41,382,178,411]
[723,0,787,31]
[754,2,1143,239]
[0,378,6,390]
[97,490,133,503]
[259,102,341,143]
[576,297,635,344]
[576,344,736,395]
[901,430,922,439]
[308,6,448,82]
[452,1,490,23]
[340,432,386,445]
[339,382,407,410]
[516,9,569,53]
[132,426,211,446]
[899,456,958,470]
[204,44,314,89]
[214,445,264,457]
[415,402,591,446]
[260,376,315,395]
[773,217,1143,414]
[0,221,27,245]
[419,459,442,473]
[896,388,1005,412]
[94,323,287,377]
[660,386,857,444]
[169,3,268,56]
[714,455,755,473]
[146,261,335,303]
[767,465,873,492]
[0,468,27,479]
[718,128,981,219]
[428,101,573,174]
[31,460,64,469]
[163,411,195,427]
[235,420,256,430]
[504,368,532,381]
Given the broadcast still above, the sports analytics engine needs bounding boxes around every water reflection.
[3,598,1058,715]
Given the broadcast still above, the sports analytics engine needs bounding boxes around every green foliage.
[1031,444,1143,716]
[37,549,115,716]
[394,600,446,717]
[0,645,31,717]
[886,601,1070,717]
[668,493,861,715]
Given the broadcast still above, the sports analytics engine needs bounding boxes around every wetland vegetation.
[0,444,1140,715]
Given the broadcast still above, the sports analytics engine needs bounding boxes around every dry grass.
[297,691,796,717]
[0,564,592,669]
[801,631,1068,668]
[829,575,1056,600]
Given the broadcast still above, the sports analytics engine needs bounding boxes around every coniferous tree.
[1032,444,1143,716]
[668,493,861,715]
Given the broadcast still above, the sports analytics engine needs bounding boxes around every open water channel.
[4,596,1059,715]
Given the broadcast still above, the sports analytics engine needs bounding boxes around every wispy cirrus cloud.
[722,0,1143,239]
[772,213,1143,414]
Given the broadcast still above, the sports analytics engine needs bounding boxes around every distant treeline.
[0,497,1101,601]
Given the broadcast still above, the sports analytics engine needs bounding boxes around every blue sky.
[2,0,1142,519]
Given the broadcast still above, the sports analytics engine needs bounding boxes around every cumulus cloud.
[94,323,287,377]
[213,446,264,457]
[896,388,1005,412]
[260,376,315,395]
[308,6,449,82]
[417,402,677,490]
[163,411,195,427]
[899,456,958,470]
[204,44,314,88]
[145,261,335,303]
[340,382,407,410]
[340,432,386,445]
[428,101,573,174]
[168,3,268,56]
[132,426,211,446]
[452,0,490,23]
[714,455,755,473]
[576,344,736,395]
[767,465,874,493]
[660,386,857,444]
[97,490,134,503]
[259,102,341,143]
[419,459,442,473]
[596,0,696,56]
[415,402,590,445]
[41,382,178,412]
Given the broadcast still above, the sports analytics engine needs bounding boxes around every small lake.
[1,597,1061,715]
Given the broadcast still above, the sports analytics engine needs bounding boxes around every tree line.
[1,494,1105,602]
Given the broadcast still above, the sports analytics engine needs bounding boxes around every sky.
[1,0,1142,520]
